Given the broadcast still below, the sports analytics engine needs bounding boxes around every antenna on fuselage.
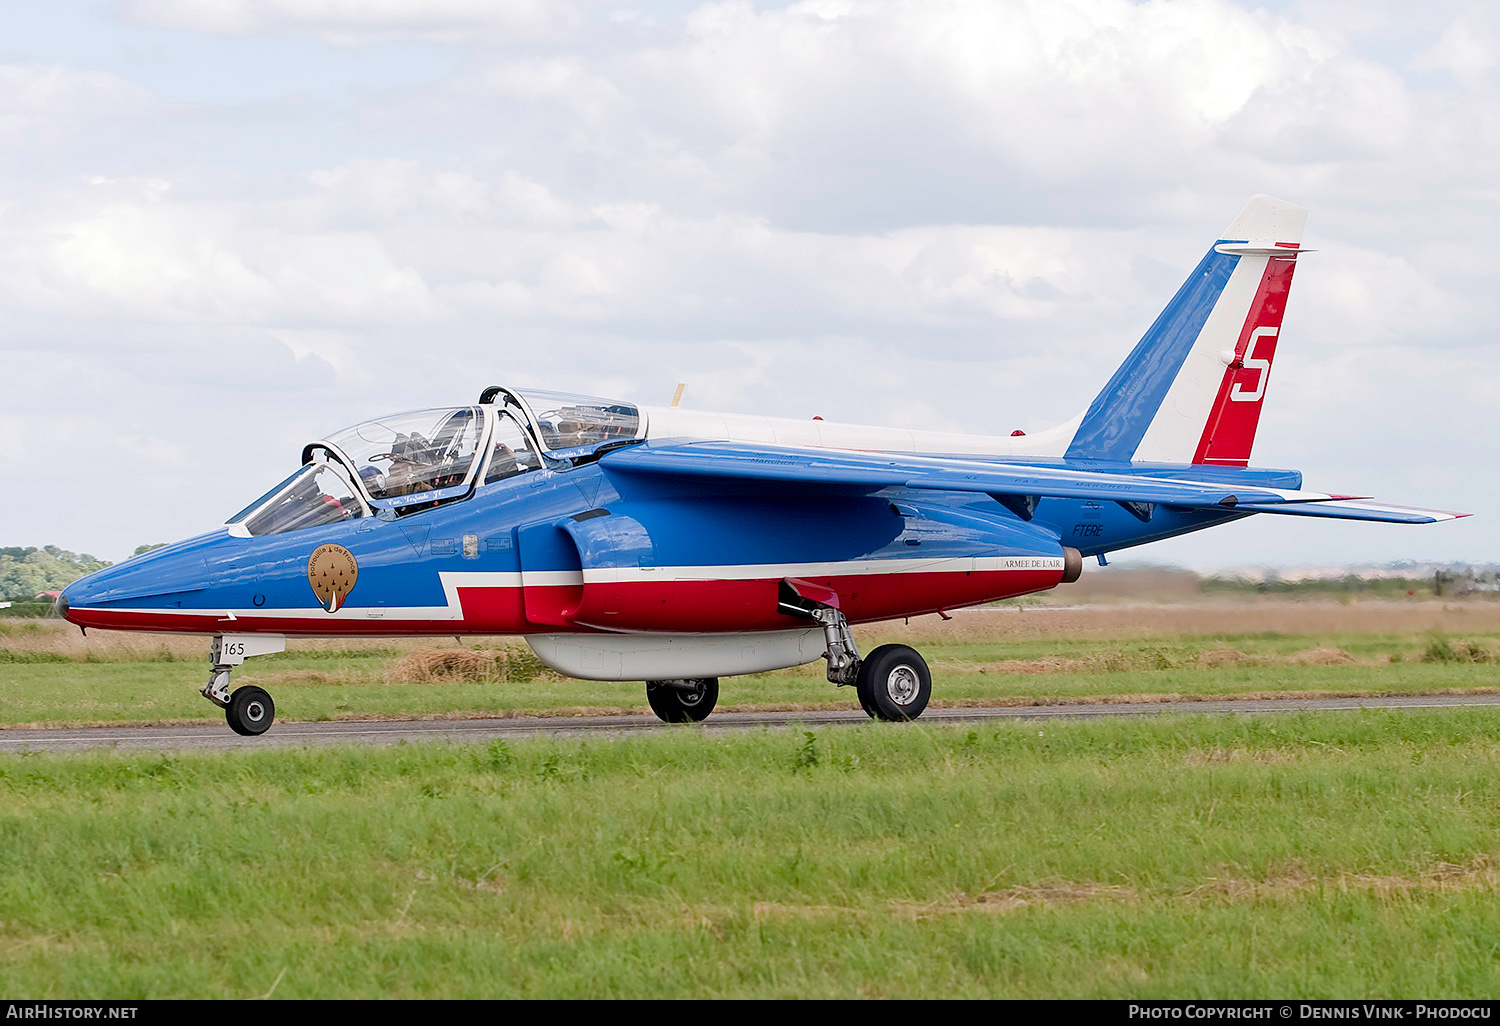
[670,383,686,408]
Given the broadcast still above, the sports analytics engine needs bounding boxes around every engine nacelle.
[533,496,1072,631]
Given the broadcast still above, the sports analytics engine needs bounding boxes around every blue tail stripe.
[1064,244,1241,461]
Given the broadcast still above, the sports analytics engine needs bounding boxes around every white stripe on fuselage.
[577,555,1063,583]
[79,556,1065,623]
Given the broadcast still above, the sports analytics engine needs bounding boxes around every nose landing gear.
[204,634,286,736]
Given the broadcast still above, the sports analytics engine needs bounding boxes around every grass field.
[5,601,1500,998]
[6,711,1500,997]
[3,602,1499,726]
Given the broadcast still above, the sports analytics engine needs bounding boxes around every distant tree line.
[1203,575,1446,599]
[0,544,166,604]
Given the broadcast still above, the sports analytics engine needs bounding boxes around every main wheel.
[226,685,275,736]
[645,678,719,723]
[855,645,931,721]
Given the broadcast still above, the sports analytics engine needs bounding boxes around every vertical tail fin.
[1064,195,1308,466]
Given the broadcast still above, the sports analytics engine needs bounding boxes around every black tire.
[855,644,931,721]
[226,685,275,736]
[645,678,719,723]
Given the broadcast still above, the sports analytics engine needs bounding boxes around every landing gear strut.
[204,634,285,736]
[645,678,719,723]
[810,606,861,686]
[779,578,932,722]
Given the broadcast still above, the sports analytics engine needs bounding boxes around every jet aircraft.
[60,196,1465,735]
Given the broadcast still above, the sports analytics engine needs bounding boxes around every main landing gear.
[645,678,720,722]
[781,579,933,722]
[854,643,932,721]
[203,634,286,736]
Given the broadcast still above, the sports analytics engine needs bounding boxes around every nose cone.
[60,567,115,628]
[59,533,224,632]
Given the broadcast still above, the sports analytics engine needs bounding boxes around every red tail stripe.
[1191,256,1298,466]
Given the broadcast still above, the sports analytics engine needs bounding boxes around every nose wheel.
[226,685,276,736]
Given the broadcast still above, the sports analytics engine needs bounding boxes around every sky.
[1,0,1495,570]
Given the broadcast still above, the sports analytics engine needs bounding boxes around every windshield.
[243,463,368,536]
[323,407,485,501]
[515,390,640,451]
[227,468,303,525]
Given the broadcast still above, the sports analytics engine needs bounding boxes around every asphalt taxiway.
[2,693,1499,753]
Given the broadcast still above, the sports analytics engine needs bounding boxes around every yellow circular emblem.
[307,544,359,613]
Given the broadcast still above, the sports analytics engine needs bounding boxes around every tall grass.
[5,711,1500,997]
[6,599,1500,661]
[4,622,1500,727]
[1422,636,1496,664]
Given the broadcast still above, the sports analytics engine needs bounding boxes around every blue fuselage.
[62,450,1297,637]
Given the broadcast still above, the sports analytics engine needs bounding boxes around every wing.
[600,440,1465,525]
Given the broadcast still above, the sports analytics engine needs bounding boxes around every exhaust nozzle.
[1061,547,1083,584]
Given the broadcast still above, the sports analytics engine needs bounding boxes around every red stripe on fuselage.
[1192,255,1299,466]
[65,567,1063,636]
[565,568,1062,631]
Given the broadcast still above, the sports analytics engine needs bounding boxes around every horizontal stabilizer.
[1232,500,1470,525]
[1212,244,1314,256]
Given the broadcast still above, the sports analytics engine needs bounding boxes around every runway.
[3,692,1500,753]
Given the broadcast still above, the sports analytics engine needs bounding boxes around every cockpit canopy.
[324,407,485,504]
[226,389,643,536]
[512,389,641,451]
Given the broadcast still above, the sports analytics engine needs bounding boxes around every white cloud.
[1413,10,1498,87]
[2,0,1497,566]
[113,433,189,467]
[302,161,579,230]
[585,0,1406,213]
[0,417,27,467]
[1294,243,1470,350]
[3,176,441,325]
[121,0,577,44]
[9,162,1119,341]
[0,63,151,146]
[270,329,371,384]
